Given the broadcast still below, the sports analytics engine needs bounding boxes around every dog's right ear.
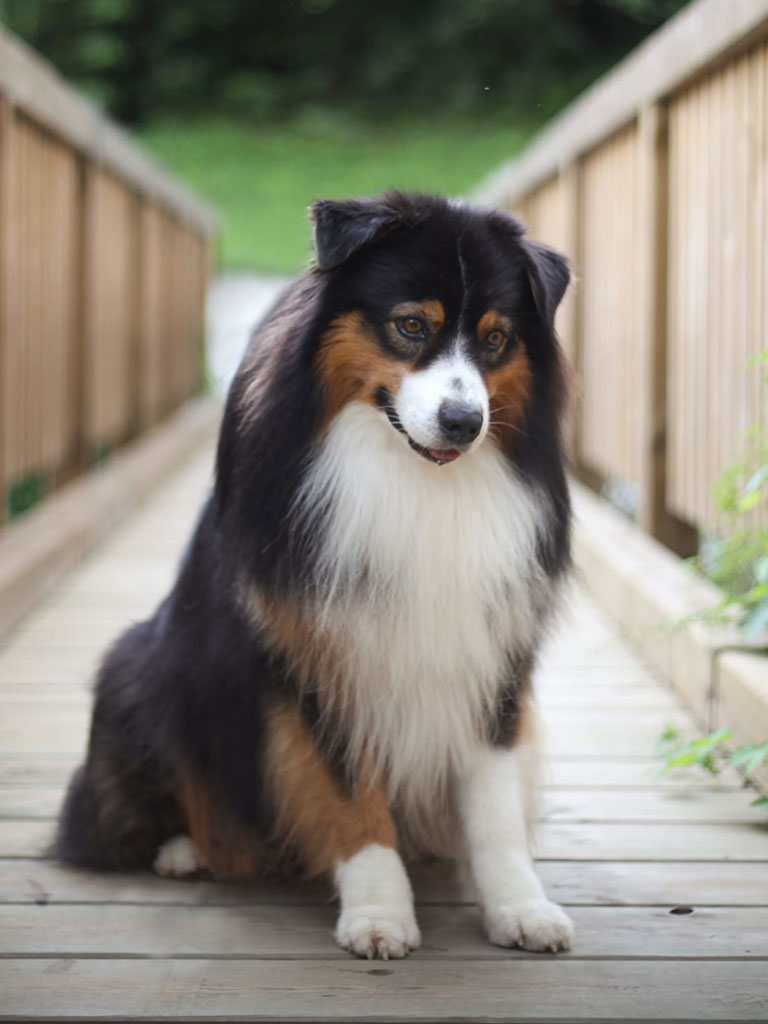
[311,197,402,270]
[522,239,571,332]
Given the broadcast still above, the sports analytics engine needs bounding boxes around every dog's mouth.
[374,389,462,466]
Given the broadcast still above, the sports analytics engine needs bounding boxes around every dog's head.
[312,192,569,465]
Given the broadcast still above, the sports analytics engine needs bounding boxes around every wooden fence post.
[0,98,13,523]
[557,161,584,465]
[74,157,97,473]
[636,104,667,539]
[637,104,698,554]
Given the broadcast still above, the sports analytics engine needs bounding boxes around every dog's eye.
[396,317,426,340]
[484,329,508,353]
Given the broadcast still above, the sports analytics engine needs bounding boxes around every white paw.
[335,904,421,960]
[153,834,208,878]
[485,898,573,952]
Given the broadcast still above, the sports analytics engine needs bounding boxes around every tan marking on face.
[179,772,263,880]
[317,312,404,425]
[383,299,445,356]
[477,310,513,339]
[486,345,531,449]
[264,700,397,877]
[389,299,445,332]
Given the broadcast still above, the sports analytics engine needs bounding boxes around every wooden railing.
[0,27,216,523]
[477,0,768,552]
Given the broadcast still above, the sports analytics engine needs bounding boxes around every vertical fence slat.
[578,123,645,489]
[0,98,13,521]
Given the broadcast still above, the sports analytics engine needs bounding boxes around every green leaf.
[730,741,768,776]
[689,730,732,750]
[656,723,680,750]
[738,490,763,513]
[750,796,768,809]
[742,464,768,499]
[740,599,768,640]
[660,751,699,772]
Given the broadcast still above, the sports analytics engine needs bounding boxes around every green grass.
[139,115,530,273]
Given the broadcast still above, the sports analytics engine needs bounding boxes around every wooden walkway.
[0,443,767,1022]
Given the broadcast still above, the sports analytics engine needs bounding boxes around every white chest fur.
[295,402,550,822]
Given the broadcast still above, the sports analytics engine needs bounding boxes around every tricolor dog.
[57,192,574,959]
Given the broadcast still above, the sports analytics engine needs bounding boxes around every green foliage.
[657,726,768,808]
[0,0,688,126]
[7,473,46,520]
[692,354,768,645]
[138,116,531,272]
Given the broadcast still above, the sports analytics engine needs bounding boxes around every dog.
[56,191,574,959]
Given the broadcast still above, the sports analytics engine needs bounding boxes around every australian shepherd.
[56,192,574,959]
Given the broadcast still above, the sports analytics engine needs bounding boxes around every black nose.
[438,401,483,445]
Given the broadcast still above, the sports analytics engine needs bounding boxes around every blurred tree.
[0,0,688,126]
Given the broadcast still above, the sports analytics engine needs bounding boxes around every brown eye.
[396,317,426,340]
[485,329,507,352]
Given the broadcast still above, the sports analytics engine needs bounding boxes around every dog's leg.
[458,740,573,952]
[333,842,420,960]
[265,701,420,959]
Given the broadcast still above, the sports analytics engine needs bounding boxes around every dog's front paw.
[335,904,421,960]
[153,834,208,878]
[485,898,573,952]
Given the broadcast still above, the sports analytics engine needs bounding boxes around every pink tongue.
[428,448,461,462]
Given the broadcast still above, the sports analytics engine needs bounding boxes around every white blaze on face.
[394,343,489,450]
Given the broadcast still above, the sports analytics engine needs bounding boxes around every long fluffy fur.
[290,403,550,827]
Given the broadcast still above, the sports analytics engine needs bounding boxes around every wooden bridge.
[1,0,768,1020]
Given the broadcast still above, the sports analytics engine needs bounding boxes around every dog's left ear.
[523,240,570,330]
[311,197,401,269]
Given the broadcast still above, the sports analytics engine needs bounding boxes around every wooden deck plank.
[538,686,681,709]
[1,858,767,908]
[0,755,78,786]
[1,958,767,1022]
[542,710,696,755]
[533,823,768,860]
[2,903,767,960]
[544,759,744,788]
[541,787,765,823]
